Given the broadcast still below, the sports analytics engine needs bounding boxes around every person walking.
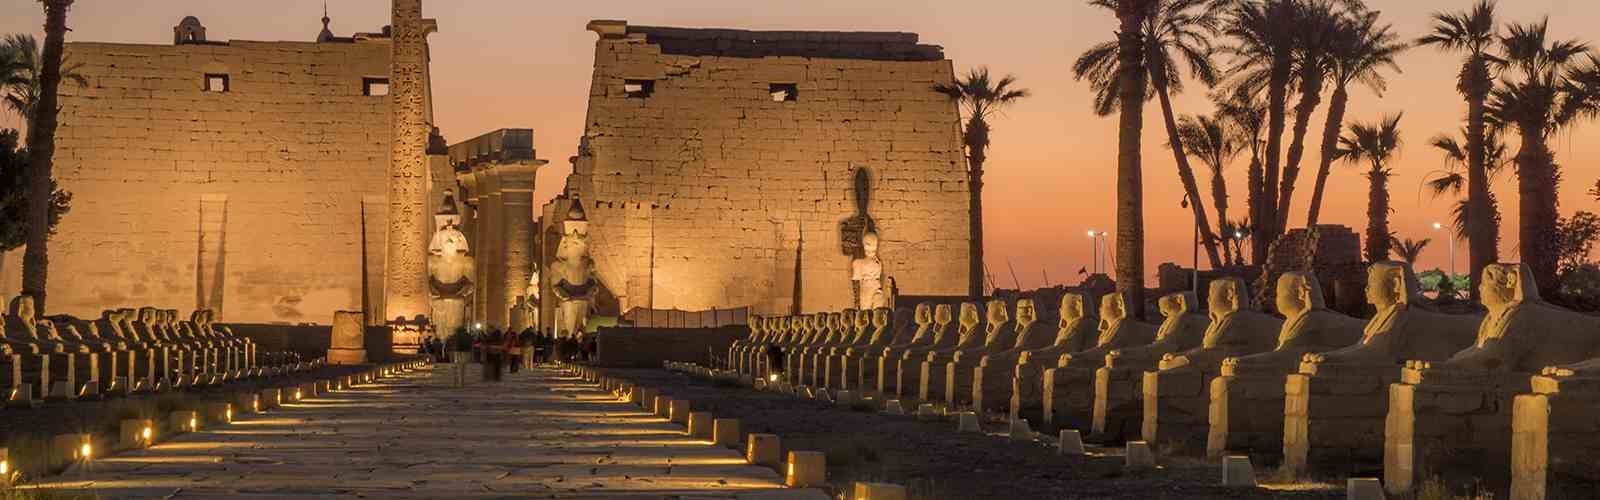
[482,328,505,382]
[448,327,473,386]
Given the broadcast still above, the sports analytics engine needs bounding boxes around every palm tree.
[1390,236,1431,265]
[1418,0,1501,299]
[1215,87,1267,263]
[1336,114,1403,263]
[1219,218,1250,265]
[1075,0,1228,269]
[1274,1,1344,232]
[1080,0,1157,319]
[1176,113,1239,264]
[1305,10,1406,226]
[0,34,87,123]
[1488,20,1598,294]
[933,68,1030,301]
[1423,129,1507,239]
[1224,0,1300,264]
[21,0,74,312]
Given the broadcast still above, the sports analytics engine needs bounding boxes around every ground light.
[141,426,152,443]
[79,443,92,461]
[190,416,198,432]
[768,373,779,383]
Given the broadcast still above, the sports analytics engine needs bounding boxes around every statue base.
[327,348,368,365]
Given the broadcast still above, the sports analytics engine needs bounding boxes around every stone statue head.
[935,303,954,327]
[9,294,35,324]
[429,226,470,256]
[1100,293,1127,322]
[861,232,880,258]
[854,309,872,330]
[1276,272,1325,318]
[1059,293,1086,323]
[1366,261,1424,309]
[1160,292,1196,318]
[985,299,1009,326]
[959,302,981,329]
[1209,277,1246,319]
[1481,263,1539,308]
[873,307,890,328]
[1015,299,1037,326]
[830,312,845,331]
[914,303,932,326]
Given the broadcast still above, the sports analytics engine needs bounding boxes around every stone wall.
[48,37,398,323]
[566,20,970,316]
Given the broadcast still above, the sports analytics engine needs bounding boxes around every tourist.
[482,327,505,382]
[448,327,473,386]
[504,327,523,374]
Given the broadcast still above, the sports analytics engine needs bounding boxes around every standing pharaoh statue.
[852,232,887,310]
[551,201,597,339]
[428,190,474,338]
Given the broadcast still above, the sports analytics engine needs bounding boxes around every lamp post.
[1432,222,1455,279]
[1086,230,1099,275]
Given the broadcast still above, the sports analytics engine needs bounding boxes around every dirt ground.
[594,367,1345,500]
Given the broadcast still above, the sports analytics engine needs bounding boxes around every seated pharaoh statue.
[892,303,956,399]
[916,302,981,403]
[971,298,1059,413]
[1140,277,1283,451]
[876,303,933,394]
[1204,272,1366,458]
[1382,263,1600,497]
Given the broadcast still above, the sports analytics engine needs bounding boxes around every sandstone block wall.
[568,21,970,316]
[49,39,395,323]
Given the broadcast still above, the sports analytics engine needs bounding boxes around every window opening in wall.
[769,83,798,102]
[204,73,229,92]
[363,77,391,96]
[624,79,654,98]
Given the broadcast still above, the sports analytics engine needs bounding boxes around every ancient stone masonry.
[448,129,543,329]
[48,17,403,324]
[384,0,440,343]
[566,20,969,317]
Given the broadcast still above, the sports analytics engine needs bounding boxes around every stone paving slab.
[26,365,789,498]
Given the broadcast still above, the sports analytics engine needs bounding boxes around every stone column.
[499,163,540,331]
[480,168,505,327]
[382,0,438,327]
[456,171,483,325]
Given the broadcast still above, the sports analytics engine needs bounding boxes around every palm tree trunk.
[1153,82,1223,269]
[1365,167,1390,263]
[1516,124,1559,296]
[1258,53,1292,265]
[1114,1,1147,320]
[1304,84,1348,227]
[968,144,985,301]
[1211,168,1231,266]
[1246,148,1263,265]
[1463,58,1497,300]
[22,0,73,313]
[1277,69,1324,231]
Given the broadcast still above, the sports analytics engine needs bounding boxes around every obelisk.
[383,0,437,344]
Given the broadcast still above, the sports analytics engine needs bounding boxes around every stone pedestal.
[1091,366,1147,442]
[943,354,981,409]
[1510,375,1600,500]
[972,357,1017,416]
[1040,365,1098,433]
[1206,370,1294,460]
[1142,367,1219,456]
[327,311,368,365]
[1280,362,1398,479]
[1384,367,1528,497]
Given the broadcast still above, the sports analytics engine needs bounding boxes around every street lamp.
[1086,230,1105,274]
[1432,222,1455,279]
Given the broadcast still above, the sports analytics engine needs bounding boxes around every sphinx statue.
[827,309,875,389]
[1381,263,1600,497]
[1014,292,1098,422]
[1202,272,1366,457]
[841,307,895,390]
[969,298,1058,413]
[1433,263,1600,372]
[916,302,981,403]
[1141,277,1284,452]
[943,299,1020,407]
[877,303,933,394]
[730,315,762,373]
[892,303,956,399]
[7,295,66,354]
[551,201,597,339]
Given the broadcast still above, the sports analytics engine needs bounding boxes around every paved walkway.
[30,365,790,499]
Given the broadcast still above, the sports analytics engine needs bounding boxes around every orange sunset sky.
[2,0,1596,289]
